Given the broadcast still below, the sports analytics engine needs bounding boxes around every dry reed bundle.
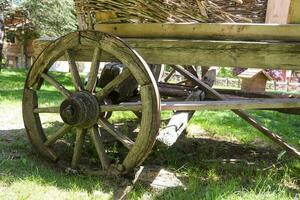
[74,0,263,24]
[211,0,267,23]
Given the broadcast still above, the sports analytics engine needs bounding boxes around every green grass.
[0,68,299,200]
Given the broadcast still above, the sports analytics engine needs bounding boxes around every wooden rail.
[33,38,300,70]
[100,98,300,112]
[95,23,300,41]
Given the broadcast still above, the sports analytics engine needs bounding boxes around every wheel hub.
[60,91,99,128]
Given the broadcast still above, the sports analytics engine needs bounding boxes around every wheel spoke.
[34,107,60,113]
[86,47,101,92]
[164,69,176,82]
[98,118,134,149]
[71,128,86,168]
[95,67,131,101]
[90,125,110,170]
[100,102,142,112]
[41,73,72,98]
[65,49,84,91]
[44,124,72,146]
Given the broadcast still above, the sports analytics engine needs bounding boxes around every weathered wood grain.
[71,128,87,168]
[44,124,72,147]
[170,65,300,158]
[123,84,161,171]
[90,125,110,170]
[288,0,300,23]
[95,23,300,41]
[161,99,300,111]
[157,90,203,146]
[23,88,58,161]
[24,31,161,173]
[33,38,300,69]
[98,118,134,149]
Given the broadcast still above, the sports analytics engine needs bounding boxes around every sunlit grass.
[0,68,299,200]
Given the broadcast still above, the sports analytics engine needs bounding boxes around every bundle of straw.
[74,0,260,24]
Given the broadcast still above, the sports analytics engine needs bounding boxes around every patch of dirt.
[0,104,24,131]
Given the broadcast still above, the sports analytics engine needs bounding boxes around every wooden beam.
[161,99,300,111]
[33,38,300,70]
[288,0,300,23]
[95,23,300,42]
[127,39,300,70]
[100,98,300,112]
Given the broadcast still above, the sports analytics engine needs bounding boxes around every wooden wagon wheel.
[23,31,160,172]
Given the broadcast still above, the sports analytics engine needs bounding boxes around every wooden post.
[264,0,299,24]
[266,0,291,24]
[226,78,229,87]
[288,0,300,23]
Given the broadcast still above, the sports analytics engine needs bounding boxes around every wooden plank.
[95,23,300,42]
[128,39,300,70]
[266,0,290,24]
[161,99,300,111]
[288,0,300,23]
[33,38,300,70]
[101,98,300,112]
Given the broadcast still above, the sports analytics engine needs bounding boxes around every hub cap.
[60,91,99,128]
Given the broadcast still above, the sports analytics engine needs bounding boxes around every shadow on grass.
[134,135,300,199]
[190,110,300,147]
[0,127,118,196]
[1,125,299,200]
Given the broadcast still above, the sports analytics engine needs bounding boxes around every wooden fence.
[164,72,300,92]
[215,77,300,92]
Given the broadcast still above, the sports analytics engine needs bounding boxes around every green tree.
[21,0,77,37]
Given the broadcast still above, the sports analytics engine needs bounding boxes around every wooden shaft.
[100,103,142,112]
[90,125,110,170]
[34,107,60,113]
[161,99,300,111]
[100,98,300,112]
[96,68,131,101]
[65,50,84,91]
[170,65,300,158]
[164,69,176,82]
[44,124,72,147]
[41,73,72,98]
[71,128,86,168]
[86,47,101,92]
[98,118,134,149]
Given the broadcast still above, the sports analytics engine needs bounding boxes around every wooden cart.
[23,0,300,174]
